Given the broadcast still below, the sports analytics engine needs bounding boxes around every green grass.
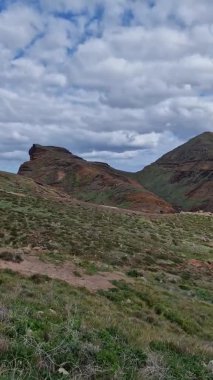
[0,174,212,379]
[150,341,212,380]
[99,280,213,338]
[134,165,204,210]
[0,189,212,267]
[0,271,212,380]
[0,271,147,379]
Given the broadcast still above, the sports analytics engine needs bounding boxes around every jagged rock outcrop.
[18,144,174,213]
[134,132,213,212]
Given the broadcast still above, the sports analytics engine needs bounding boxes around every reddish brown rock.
[18,144,174,213]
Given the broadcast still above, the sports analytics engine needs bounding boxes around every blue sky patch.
[122,9,134,26]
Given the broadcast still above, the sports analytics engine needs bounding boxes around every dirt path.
[0,255,128,292]
[0,189,26,197]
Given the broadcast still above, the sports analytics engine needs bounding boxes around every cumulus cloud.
[0,0,212,172]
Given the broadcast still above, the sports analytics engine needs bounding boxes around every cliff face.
[18,144,174,213]
[135,132,213,211]
[29,145,71,160]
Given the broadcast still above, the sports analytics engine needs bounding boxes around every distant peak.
[199,131,212,135]
[191,131,213,141]
[29,144,71,160]
[155,131,213,164]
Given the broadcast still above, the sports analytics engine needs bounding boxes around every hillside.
[0,171,213,378]
[134,132,213,212]
[18,144,174,214]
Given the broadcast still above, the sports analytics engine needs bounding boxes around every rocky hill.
[134,132,213,211]
[0,144,213,379]
[18,144,174,213]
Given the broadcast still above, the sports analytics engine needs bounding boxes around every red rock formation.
[18,144,174,213]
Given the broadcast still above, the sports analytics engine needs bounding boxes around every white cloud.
[0,3,42,51]
[0,150,26,160]
[0,0,213,173]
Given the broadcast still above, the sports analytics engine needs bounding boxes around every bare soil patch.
[0,254,129,292]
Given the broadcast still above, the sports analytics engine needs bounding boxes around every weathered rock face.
[18,144,174,213]
[134,132,213,212]
[29,144,71,160]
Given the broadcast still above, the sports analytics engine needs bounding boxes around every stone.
[207,360,213,373]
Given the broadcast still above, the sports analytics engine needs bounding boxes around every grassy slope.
[0,173,213,379]
[132,133,213,212]
[134,165,201,211]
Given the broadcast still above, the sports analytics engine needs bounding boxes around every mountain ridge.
[134,132,213,211]
[17,131,213,212]
[18,144,174,214]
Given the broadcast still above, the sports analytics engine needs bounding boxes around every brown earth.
[18,144,174,214]
[0,253,130,292]
[187,259,213,271]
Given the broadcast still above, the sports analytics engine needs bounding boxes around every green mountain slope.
[134,132,213,211]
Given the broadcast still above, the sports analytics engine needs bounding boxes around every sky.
[0,0,213,172]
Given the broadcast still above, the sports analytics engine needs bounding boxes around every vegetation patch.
[0,175,212,379]
[150,341,212,380]
[0,250,23,263]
